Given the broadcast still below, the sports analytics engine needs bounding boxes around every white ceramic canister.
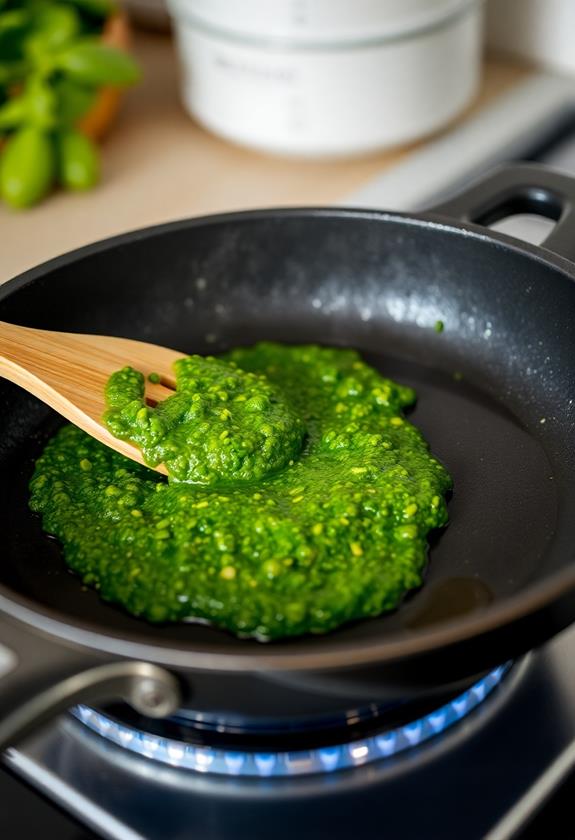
[167,0,484,158]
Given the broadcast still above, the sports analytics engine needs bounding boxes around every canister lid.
[167,0,479,45]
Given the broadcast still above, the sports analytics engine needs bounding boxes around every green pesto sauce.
[104,356,306,485]
[29,344,452,640]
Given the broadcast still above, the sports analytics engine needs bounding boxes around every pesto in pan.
[29,343,452,640]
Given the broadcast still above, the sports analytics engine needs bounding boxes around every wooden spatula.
[0,321,185,475]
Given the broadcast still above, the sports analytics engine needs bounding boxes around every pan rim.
[1,566,574,671]
[2,205,575,301]
[2,205,575,672]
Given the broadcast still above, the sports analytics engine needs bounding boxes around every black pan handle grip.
[0,608,182,750]
[428,163,575,264]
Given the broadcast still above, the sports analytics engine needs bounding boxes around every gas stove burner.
[73,664,510,778]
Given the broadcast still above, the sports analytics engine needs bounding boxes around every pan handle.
[428,163,575,263]
[0,609,181,750]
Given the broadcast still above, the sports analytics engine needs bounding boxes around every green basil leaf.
[24,76,58,129]
[56,128,99,190]
[55,40,139,86]
[53,77,96,125]
[0,127,55,208]
[0,96,27,131]
[27,4,80,55]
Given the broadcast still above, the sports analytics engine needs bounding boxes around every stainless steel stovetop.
[5,71,575,840]
[4,624,575,840]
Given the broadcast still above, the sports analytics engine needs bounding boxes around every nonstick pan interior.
[0,210,574,658]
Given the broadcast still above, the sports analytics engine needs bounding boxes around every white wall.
[486,0,575,75]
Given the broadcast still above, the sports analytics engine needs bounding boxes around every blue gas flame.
[74,664,509,778]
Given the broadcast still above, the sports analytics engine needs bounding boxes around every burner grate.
[73,664,510,778]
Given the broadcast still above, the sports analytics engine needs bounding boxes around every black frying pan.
[1,163,575,749]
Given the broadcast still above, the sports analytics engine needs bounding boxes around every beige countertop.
[0,31,530,284]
